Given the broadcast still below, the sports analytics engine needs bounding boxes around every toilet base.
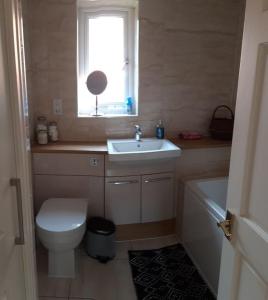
[48,249,76,278]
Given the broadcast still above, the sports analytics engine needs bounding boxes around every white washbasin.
[107,138,181,162]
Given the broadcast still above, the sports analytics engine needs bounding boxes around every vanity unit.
[32,138,181,241]
[32,138,232,239]
[105,138,180,225]
[32,154,177,226]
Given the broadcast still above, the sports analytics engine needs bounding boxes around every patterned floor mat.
[128,243,216,300]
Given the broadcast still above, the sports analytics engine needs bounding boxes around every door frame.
[2,0,38,299]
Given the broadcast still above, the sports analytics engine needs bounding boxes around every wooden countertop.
[31,142,108,154]
[31,137,231,154]
[171,137,232,150]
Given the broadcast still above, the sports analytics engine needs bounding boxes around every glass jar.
[48,121,59,142]
[37,130,48,145]
[36,116,47,132]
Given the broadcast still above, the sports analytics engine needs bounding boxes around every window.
[77,1,138,117]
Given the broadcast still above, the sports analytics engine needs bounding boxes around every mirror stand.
[92,95,103,117]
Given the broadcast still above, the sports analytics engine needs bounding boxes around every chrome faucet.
[134,125,142,141]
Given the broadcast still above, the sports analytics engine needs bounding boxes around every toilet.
[36,198,87,278]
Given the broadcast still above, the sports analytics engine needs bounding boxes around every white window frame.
[77,1,138,117]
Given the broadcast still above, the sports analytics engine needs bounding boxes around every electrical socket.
[53,98,63,115]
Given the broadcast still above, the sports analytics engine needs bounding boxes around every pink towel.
[179,131,203,140]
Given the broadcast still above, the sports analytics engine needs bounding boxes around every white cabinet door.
[141,173,175,223]
[105,176,141,225]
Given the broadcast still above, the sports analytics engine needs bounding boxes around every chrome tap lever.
[134,125,142,141]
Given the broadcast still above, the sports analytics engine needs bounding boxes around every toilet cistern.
[134,125,142,141]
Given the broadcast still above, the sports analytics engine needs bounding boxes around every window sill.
[77,114,138,119]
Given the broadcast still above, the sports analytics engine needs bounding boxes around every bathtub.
[182,177,228,296]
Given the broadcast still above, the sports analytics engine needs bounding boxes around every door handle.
[10,178,25,245]
[144,177,171,183]
[217,210,234,241]
[108,180,139,185]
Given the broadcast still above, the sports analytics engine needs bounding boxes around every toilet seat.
[36,198,87,232]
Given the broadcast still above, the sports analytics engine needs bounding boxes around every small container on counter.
[156,120,165,139]
[126,97,133,114]
[48,121,59,142]
[37,130,48,145]
[36,116,48,145]
[36,116,47,133]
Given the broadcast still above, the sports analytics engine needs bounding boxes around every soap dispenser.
[156,120,165,139]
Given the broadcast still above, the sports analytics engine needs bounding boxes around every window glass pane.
[88,16,126,103]
[78,7,137,117]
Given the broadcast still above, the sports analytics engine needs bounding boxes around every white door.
[0,0,37,299]
[218,0,268,299]
[0,4,26,300]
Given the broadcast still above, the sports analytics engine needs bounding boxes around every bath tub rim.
[185,176,228,221]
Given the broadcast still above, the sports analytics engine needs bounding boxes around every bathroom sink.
[107,138,181,162]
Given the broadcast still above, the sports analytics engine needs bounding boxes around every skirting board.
[115,219,176,241]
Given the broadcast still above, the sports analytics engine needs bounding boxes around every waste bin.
[86,217,116,263]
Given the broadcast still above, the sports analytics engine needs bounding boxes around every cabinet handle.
[10,178,25,245]
[144,177,171,183]
[108,180,139,185]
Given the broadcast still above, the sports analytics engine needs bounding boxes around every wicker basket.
[209,105,234,140]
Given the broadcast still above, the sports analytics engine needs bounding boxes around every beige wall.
[24,0,245,141]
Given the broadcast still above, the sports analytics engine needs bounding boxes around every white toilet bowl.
[36,198,87,278]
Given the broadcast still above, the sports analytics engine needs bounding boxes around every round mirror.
[86,71,107,95]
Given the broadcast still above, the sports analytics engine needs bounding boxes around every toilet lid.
[36,198,87,232]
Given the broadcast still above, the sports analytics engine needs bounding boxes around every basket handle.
[212,105,234,120]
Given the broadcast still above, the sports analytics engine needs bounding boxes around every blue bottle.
[156,120,165,139]
[126,97,133,114]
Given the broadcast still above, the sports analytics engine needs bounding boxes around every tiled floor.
[37,235,180,300]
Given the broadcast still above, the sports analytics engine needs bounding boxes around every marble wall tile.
[23,0,245,141]
[163,0,243,35]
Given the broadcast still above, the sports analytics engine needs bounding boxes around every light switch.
[53,98,63,115]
